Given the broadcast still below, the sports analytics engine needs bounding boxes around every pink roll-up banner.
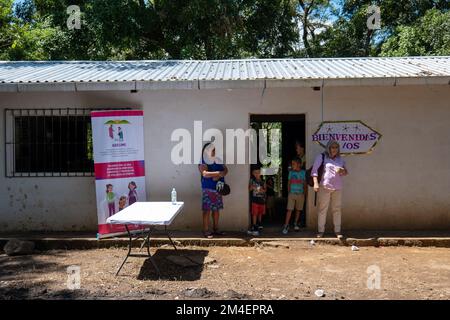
[91,110,146,238]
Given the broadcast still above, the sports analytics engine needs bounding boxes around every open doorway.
[249,114,307,230]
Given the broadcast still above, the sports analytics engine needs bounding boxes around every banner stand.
[91,110,147,239]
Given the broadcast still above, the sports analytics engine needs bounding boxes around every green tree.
[313,0,449,57]
[241,0,299,58]
[1,0,60,60]
[313,5,375,57]
[381,9,450,56]
[297,0,334,57]
[31,0,106,60]
[7,18,60,60]
[0,0,15,59]
[155,0,244,59]
[88,0,164,59]
[2,0,448,61]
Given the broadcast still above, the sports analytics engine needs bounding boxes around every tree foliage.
[0,0,448,60]
[381,9,450,56]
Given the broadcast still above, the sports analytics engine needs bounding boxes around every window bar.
[67,108,70,176]
[89,109,93,176]
[59,108,62,177]
[90,109,93,176]
[26,109,30,177]
[87,109,90,176]
[43,109,46,176]
[82,109,87,177]
[74,109,78,176]
[15,110,19,177]
[51,109,54,177]
[35,109,38,177]
[9,109,13,177]
[4,109,7,177]
[79,109,82,175]
[11,110,14,177]
[18,109,22,177]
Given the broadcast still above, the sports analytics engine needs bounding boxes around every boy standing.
[248,166,266,236]
[282,158,306,235]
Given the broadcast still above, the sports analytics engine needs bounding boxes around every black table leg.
[116,225,132,276]
[115,225,161,277]
[165,225,178,251]
[138,228,148,252]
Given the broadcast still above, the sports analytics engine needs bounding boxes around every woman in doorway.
[288,141,306,171]
[311,140,348,239]
[198,142,228,238]
[295,141,306,169]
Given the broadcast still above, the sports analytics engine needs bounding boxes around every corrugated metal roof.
[0,56,449,91]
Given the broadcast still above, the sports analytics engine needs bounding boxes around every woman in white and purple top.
[311,140,348,239]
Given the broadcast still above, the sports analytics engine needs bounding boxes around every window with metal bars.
[4,108,127,177]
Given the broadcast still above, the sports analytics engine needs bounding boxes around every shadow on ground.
[136,249,209,281]
[0,251,81,299]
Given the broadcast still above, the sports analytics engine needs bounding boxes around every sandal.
[203,231,213,239]
[213,229,225,236]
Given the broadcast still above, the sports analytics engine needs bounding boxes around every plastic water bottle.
[171,188,177,204]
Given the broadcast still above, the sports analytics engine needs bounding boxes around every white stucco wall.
[0,84,449,232]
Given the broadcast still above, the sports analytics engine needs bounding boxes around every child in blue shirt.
[282,158,306,234]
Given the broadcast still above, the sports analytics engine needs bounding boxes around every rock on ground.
[3,239,35,256]
[223,290,249,300]
[261,241,290,249]
[182,287,217,298]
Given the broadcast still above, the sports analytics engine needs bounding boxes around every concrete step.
[1,230,450,251]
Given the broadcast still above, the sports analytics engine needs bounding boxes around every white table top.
[106,202,184,226]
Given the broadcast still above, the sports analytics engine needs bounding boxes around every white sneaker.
[282,225,289,235]
[294,224,300,231]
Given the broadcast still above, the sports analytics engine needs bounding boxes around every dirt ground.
[1,243,449,300]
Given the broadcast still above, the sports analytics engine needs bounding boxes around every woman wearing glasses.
[311,140,348,239]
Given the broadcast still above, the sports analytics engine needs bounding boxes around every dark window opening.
[14,114,92,174]
[4,108,130,178]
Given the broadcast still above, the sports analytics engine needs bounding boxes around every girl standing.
[106,184,116,217]
[128,181,138,205]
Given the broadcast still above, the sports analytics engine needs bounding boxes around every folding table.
[106,201,184,276]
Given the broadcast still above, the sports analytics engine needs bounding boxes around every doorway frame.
[248,112,311,230]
